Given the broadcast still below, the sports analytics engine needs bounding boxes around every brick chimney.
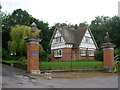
[70,25,75,30]
[62,23,67,29]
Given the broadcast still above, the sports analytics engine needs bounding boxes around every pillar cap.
[25,37,41,42]
[103,48,114,50]
[101,42,116,48]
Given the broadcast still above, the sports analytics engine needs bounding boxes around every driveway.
[2,63,119,88]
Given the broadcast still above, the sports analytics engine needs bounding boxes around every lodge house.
[49,24,98,61]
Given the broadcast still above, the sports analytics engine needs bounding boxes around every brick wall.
[51,48,95,61]
[51,48,74,61]
[80,56,95,60]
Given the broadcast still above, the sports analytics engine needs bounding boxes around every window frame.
[88,50,94,56]
[54,49,62,57]
[85,36,92,43]
[54,36,62,43]
[80,50,86,56]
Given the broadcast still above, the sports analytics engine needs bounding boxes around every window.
[85,36,91,43]
[54,49,62,57]
[88,50,94,56]
[54,36,62,43]
[80,50,86,56]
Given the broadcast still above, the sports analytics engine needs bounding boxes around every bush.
[2,49,17,60]
[40,52,50,61]
[47,54,51,61]
[114,48,120,56]
[18,57,27,64]
[95,50,103,61]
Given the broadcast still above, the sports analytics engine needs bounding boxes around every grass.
[33,71,118,79]
[1,59,119,72]
[115,62,120,72]
[1,59,27,64]
[40,59,104,71]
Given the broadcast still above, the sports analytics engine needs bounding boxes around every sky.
[1,0,120,26]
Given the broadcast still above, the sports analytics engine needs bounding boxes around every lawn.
[1,59,119,72]
[1,59,27,64]
[40,60,104,71]
[115,63,120,72]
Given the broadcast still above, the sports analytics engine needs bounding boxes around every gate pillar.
[25,22,41,74]
[102,32,115,72]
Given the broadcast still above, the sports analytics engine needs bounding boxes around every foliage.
[2,59,19,63]
[2,49,17,60]
[2,58,27,64]
[95,50,103,61]
[8,25,41,56]
[40,60,103,71]
[114,48,120,56]
[39,44,45,55]
[2,9,32,49]
[78,22,88,28]
[2,9,51,53]
[18,57,27,64]
[116,61,120,72]
[90,16,120,49]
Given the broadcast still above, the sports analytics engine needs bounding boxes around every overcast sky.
[1,0,120,26]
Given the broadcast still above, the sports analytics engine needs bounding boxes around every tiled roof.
[50,26,98,49]
[58,27,87,48]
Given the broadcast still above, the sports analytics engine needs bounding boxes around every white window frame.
[54,49,62,57]
[54,36,62,43]
[88,50,94,56]
[85,36,92,43]
[80,50,86,56]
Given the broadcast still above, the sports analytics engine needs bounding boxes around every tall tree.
[2,9,51,53]
[108,16,120,49]
[2,9,32,49]
[90,16,120,49]
[8,25,42,56]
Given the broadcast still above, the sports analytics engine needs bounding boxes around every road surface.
[2,63,119,88]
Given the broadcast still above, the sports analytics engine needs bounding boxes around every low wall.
[2,62,27,70]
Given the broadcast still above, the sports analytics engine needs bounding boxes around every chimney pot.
[70,25,75,30]
[62,23,67,29]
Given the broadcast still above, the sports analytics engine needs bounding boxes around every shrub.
[40,52,50,61]
[95,50,103,61]
[114,48,120,56]
[18,57,27,64]
[2,49,17,60]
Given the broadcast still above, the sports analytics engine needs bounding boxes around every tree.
[2,9,51,53]
[90,16,111,48]
[90,16,120,49]
[8,25,42,57]
[108,16,120,49]
[78,22,88,28]
[2,9,32,49]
